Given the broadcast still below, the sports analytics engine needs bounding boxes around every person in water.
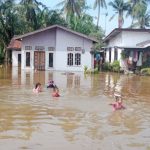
[47,80,55,88]
[110,93,125,111]
[52,86,60,97]
[33,82,42,93]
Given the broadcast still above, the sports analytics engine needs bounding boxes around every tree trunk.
[118,12,123,28]
[97,6,100,29]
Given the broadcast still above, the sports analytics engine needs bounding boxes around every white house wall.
[107,33,122,47]
[55,28,93,71]
[122,31,150,47]
[12,50,21,66]
[21,29,56,70]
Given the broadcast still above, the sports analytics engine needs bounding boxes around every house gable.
[15,25,97,43]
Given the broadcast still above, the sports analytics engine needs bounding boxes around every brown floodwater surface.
[0,66,150,150]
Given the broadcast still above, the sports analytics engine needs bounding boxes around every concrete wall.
[12,50,21,66]
[107,33,122,47]
[122,31,150,47]
[21,29,56,70]
[107,31,150,47]
[55,28,93,71]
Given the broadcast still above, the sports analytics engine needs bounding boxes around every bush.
[84,65,88,73]
[140,68,150,75]
[84,66,99,74]
[0,53,4,64]
[102,62,111,71]
[111,60,120,72]
[142,56,150,68]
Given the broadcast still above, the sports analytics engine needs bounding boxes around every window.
[49,53,53,67]
[67,53,73,66]
[48,47,55,51]
[75,53,81,66]
[35,46,45,50]
[25,46,32,50]
[26,52,30,67]
[114,48,118,61]
[18,54,21,64]
[67,47,74,51]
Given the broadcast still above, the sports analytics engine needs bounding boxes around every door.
[49,53,53,67]
[34,51,45,70]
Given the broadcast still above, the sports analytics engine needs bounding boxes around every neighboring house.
[103,28,150,71]
[7,38,22,66]
[9,25,97,71]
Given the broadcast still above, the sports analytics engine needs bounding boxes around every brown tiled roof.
[7,38,21,50]
[14,24,97,42]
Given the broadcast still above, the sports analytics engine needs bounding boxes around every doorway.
[34,51,45,70]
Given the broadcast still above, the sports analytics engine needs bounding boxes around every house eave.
[103,28,150,43]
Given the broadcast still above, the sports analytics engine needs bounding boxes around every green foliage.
[84,65,88,73]
[111,60,120,72]
[140,68,150,75]
[142,56,150,68]
[84,66,99,74]
[109,0,130,28]
[102,61,120,72]
[102,62,111,71]
[0,47,4,64]
[121,50,129,59]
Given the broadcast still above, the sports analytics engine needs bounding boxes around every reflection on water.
[0,66,150,150]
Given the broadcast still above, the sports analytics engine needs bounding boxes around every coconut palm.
[93,0,107,28]
[19,0,46,30]
[131,8,150,28]
[57,0,85,22]
[109,0,130,28]
[127,0,147,26]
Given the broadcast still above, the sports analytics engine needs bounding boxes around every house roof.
[14,24,97,42]
[7,38,21,50]
[136,40,150,48]
[103,28,150,42]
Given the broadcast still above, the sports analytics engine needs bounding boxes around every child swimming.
[52,86,60,97]
[33,82,42,93]
[110,93,125,111]
[47,80,55,88]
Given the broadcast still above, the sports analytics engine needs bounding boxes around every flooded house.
[8,25,97,71]
[103,28,150,72]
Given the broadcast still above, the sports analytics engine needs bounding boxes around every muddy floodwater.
[0,66,150,150]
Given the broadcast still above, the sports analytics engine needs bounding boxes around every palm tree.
[109,0,130,28]
[127,0,147,26]
[19,0,46,30]
[131,8,150,28]
[93,0,107,28]
[57,0,85,22]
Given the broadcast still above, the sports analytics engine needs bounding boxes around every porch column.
[21,50,25,69]
[31,50,34,70]
[111,47,115,63]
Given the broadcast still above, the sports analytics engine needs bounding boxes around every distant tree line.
[0,0,150,64]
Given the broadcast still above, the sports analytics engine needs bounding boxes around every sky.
[39,0,132,35]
